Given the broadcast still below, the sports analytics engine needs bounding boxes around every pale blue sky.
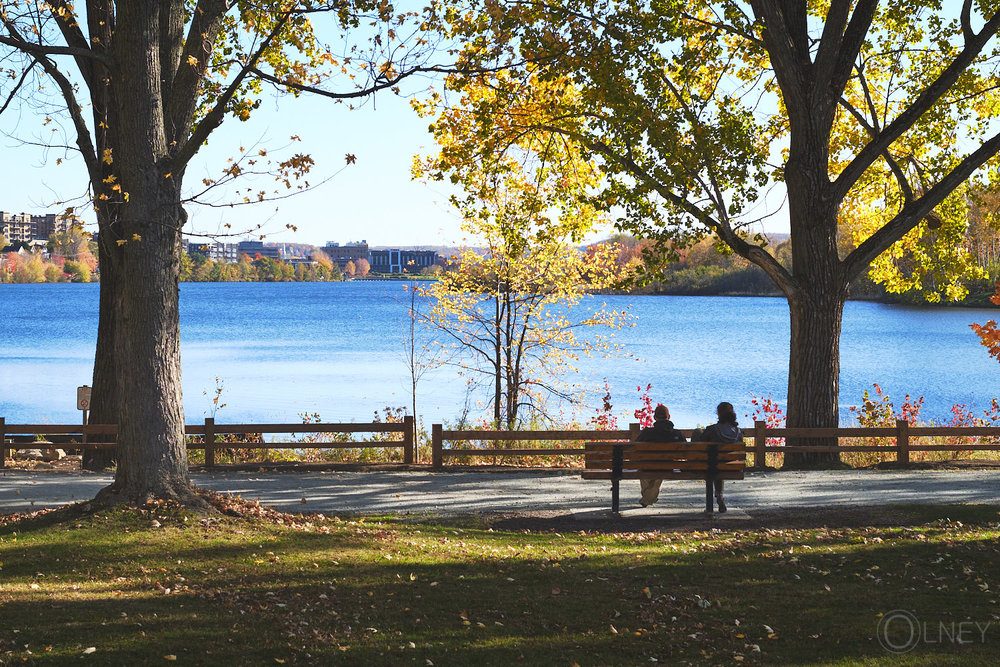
[2,84,468,248]
[3,75,788,249]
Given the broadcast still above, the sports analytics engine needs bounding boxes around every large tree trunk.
[780,131,848,466]
[784,284,847,467]
[94,0,198,506]
[104,202,192,502]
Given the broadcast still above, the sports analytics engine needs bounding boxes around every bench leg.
[705,479,713,513]
[612,478,620,514]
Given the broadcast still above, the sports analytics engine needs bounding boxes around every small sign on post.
[77,385,92,411]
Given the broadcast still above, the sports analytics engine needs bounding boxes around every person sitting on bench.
[690,401,743,513]
[636,404,686,507]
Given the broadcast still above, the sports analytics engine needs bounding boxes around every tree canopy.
[435,0,1000,457]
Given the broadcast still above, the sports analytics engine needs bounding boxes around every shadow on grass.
[2,499,999,664]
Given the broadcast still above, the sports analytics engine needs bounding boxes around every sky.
[1,50,789,251]
[1,80,472,248]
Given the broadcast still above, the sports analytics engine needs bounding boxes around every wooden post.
[611,443,624,514]
[431,423,443,470]
[205,417,216,468]
[896,418,909,465]
[403,415,415,464]
[629,422,640,440]
[1,417,7,469]
[706,443,719,513]
[754,420,766,470]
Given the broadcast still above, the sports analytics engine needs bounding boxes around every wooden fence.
[0,416,414,468]
[429,419,1000,469]
[5,416,1000,470]
[745,419,1000,468]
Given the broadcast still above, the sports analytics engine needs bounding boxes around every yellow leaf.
[102,148,112,165]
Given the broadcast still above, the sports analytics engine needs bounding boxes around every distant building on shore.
[321,241,369,270]
[186,240,240,263]
[369,248,439,273]
[1,210,80,244]
[237,240,281,260]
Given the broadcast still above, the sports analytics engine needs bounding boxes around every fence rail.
[0,416,414,468]
[5,416,1000,470]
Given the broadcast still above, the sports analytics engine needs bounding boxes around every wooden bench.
[583,441,747,513]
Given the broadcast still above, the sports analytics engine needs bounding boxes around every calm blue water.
[1,281,997,427]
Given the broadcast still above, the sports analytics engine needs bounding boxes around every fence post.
[205,417,216,468]
[403,415,415,464]
[629,422,640,440]
[431,424,443,470]
[896,418,909,465]
[1,417,7,469]
[754,420,767,470]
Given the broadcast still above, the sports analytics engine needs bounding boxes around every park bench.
[582,440,747,513]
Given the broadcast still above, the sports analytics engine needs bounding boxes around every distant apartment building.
[1,211,32,243]
[186,240,239,263]
[2,210,82,244]
[369,248,439,273]
[321,241,369,270]
[31,213,76,239]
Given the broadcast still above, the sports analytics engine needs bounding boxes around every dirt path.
[3,467,999,521]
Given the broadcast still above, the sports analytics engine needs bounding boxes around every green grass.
[1,501,999,665]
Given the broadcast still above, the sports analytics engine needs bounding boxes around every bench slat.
[582,471,745,481]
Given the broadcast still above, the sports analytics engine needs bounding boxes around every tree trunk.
[101,201,193,503]
[94,0,198,506]
[780,128,847,467]
[780,144,848,466]
[783,285,846,467]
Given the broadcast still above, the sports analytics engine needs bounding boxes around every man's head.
[653,404,669,421]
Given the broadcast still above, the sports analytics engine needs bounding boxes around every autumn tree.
[413,77,630,427]
[0,1,448,503]
[354,257,371,277]
[442,1,1000,462]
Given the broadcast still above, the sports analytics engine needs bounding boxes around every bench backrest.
[583,441,746,480]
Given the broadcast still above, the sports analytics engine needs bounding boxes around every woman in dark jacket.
[692,401,742,513]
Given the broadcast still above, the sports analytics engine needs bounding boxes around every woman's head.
[716,401,737,425]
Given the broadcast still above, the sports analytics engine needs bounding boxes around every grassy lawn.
[1,497,998,665]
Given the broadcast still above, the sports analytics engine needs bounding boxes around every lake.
[1,281,997,428]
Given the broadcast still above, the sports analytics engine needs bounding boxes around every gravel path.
[2,468,999,516]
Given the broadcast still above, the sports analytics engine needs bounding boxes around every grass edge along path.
[1,494,998,665]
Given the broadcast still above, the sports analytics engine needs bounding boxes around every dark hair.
[716,401,738,426]
[653,404,668,421]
